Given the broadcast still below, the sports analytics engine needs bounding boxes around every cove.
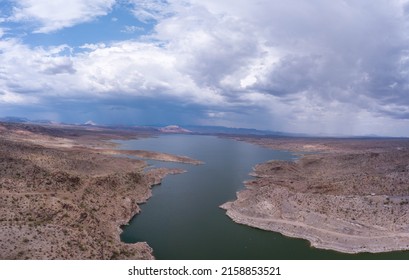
[118,135,409,260]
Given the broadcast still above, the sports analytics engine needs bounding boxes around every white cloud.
[0,38,225,106]
[0,39,77,99]
[2,0,409,135]
[73,40,226,104]
[0,90,38,104]
[9,0,115,33]
[152,0,409,134]
[120,25,144,33]
[206,111,226,118]
[128,0,173,22]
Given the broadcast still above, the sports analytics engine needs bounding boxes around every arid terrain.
[3,121,409,258]
[222,136,409,253]
[0,122,199,259]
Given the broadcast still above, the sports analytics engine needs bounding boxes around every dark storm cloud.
[251,54,324,96]
[2,0,409,136]
[41,59,76,75]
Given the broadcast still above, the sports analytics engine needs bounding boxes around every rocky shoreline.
[0,122,198,259]
[103,149,203,165]
[4,121,409,257]
[222,137,409,254]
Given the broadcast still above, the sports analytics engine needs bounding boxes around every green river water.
[119,135,409,259]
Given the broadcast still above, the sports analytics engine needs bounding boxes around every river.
[118,134,409,259]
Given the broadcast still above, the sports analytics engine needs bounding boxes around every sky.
[1,0,409,136]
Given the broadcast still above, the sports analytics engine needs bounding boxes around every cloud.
[0,89,38,104]
[128,0,172,22]
[8,0,115,33]
[41,57,76,75]
[74,40,226,104]
[157,0,409,133]
[0,39,77,100]
[2,0,409,136]
[0,37,225,106]
[120,25,144,33]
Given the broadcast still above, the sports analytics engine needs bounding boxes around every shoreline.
[4,122,409,257]
[0,123,199,259]
[221,137,409,254]
[102,149,204,165]
[221,192,409,254]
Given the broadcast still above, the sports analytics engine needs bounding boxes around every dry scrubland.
[3,121,409,258]
[0,122,195,259]
[222,137,409,253]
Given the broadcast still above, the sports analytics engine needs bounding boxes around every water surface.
[119,135,409,259]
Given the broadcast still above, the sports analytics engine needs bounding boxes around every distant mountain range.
[84,120,97,126]
[0,116,300,136]
[0,116,31,123]
[182,125,307,137]
[0,117,99,127]
[158,125,192,133]
[0,116,392,138]
[0,116,60,125]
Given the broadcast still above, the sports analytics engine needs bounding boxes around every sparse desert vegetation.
[0,122,191,259]
[3,121,409,258]
[222,137,409,253]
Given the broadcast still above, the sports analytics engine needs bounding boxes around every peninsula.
[0,122,200,259]
[3,121,409,258]
[222,136,409,253]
